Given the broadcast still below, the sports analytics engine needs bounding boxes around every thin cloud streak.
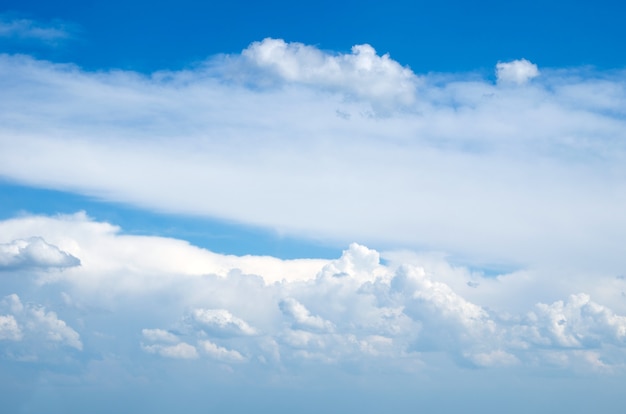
[0,14,72,43]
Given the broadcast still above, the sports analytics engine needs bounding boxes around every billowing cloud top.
[1,213,625,375]
[0,237,80,271]
[241,38,418,104]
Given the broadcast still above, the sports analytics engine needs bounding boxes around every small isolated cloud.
[0,237,81,271]
[496,58,540,84]
[0,15,72,44]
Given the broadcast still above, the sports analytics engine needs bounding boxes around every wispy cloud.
[0,14,72,44]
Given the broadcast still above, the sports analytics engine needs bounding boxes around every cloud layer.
[1,39,625,274]
[1,213,625,375]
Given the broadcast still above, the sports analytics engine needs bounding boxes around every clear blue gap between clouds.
[0,180,342,260]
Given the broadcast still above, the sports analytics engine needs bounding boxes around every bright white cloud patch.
[496,58,540,84]
[0,237,80,271]
[242,38,418,104]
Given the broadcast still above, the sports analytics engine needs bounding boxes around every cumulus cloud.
[0,237,81,271]
[0,293,82,350]
[3,213,626,373]
[516,293,626,349]
[496,58,540,84]
[191,309,257,336]
[0,314,22,341]
[241,38,418,104]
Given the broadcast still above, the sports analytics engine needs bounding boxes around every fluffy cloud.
[241,38,418,104]
[0,293,82,351]
[0,314,22,341]
[2,213,625,373]
[0,237,80,271]
[515,293,626,349]
[279,298,335,332]
[496,58,540,84]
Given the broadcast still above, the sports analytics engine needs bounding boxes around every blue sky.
[2,1,626,413]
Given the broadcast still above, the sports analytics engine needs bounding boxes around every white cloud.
[198,340,246,362]
[496,58,540,84]
[279,298,334,332]
[143,342,199,359]
[191,309,257,336]
[0,293,82,350]
[0,314,22,341]
[142,328,180,343]
[0,237,80,271]
[0,41,624,276]
[517,294,626,349]
[2,213,626,373]
[241,38,418,104]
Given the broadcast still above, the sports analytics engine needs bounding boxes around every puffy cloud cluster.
[241,38,418,104]
[0,293,82,353]
[2,214,625,374]
[0,237,80,271]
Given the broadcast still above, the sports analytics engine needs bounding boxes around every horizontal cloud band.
[0,39,625,272]
[1,213,625,373]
